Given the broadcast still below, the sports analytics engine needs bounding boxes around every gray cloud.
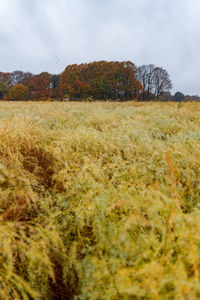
[0,0,200,94]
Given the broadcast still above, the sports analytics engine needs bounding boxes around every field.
[0,101,199,299]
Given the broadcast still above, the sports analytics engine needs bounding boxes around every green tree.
[174,91,184,102]
[0,82,8,99]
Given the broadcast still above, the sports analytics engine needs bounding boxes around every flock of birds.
[1,50,70,75]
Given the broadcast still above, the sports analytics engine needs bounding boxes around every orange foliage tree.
[59,61,142,100]
[24,72,53,100]
[9,84,29,101]
[0,72,11,86]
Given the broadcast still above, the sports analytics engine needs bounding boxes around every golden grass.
[0,101,199,299]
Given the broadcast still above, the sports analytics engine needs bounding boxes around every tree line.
[0,61,178,101]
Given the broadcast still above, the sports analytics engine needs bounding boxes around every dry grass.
[0,101,199,299]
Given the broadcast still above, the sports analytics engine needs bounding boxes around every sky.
[0,0,200,95]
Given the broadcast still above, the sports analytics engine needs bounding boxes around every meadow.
[0,101,199,299]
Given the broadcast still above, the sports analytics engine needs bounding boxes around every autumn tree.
[25,72,53,99]
[59,61,142,100]
[0,72,11,86]
[9,83,29,101]
[0,82,8,99]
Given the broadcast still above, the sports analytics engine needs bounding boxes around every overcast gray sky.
[0,0,200,95]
